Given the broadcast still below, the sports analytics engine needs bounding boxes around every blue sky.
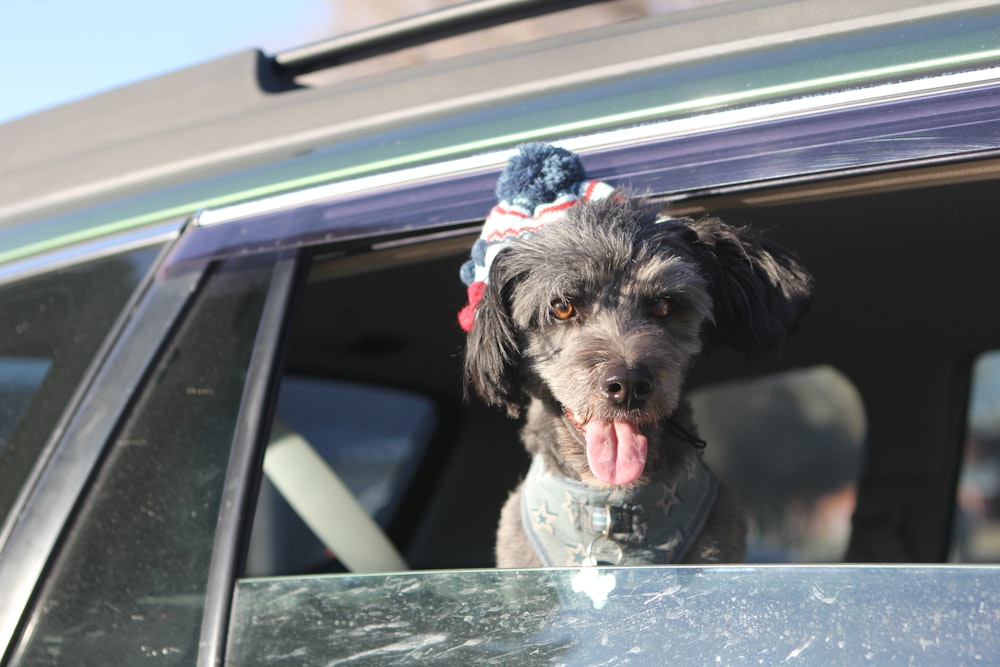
[0,0,336,124]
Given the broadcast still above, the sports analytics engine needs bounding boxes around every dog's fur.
[464,196,813,568]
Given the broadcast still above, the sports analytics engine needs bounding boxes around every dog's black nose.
[602,367,654,408]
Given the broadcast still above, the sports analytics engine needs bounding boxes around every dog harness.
[520,450,718,566]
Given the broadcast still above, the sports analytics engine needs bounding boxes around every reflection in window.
[0,246,160,528]
[690,365,866,562]
[0,357,51,444]
[11,255,274,665]
[953,351,1000,562]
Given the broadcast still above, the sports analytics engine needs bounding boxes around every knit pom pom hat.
[458,142,615,331]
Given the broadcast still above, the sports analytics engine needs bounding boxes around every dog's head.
[463,196,813,485]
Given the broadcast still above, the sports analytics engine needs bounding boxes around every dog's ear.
[683,216,813,356]
[463,253,523,417]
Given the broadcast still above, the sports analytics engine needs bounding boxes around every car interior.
[244,159,1000,577]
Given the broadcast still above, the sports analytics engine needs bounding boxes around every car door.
[2,242,299,665]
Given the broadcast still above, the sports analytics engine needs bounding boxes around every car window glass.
[246,375,436,576]
[952,350,1000,562]
[10,255,275,666]
[228,565,999,665]
[689,365,866,562]
[0,246,160,530]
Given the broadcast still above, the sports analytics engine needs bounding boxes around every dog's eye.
[550,298,576,321]
[650,296,672,318]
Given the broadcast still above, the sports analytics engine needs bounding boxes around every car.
[3,0,1000,663]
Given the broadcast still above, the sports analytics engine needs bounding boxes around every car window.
[240,233,873,578]
[9,254,276,666]
[228,565,999,665]
[246,375,436,576]
[0,246,161,531]
[690,365,866,562]
[953,350,1000,562]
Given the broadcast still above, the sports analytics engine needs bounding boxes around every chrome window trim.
[197,66,1000,229]
[0,255,207,655]
[167,68,1000,271]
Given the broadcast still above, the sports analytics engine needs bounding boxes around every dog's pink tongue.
[585,420,648,485]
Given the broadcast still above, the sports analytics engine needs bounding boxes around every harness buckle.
[588,504,642,541]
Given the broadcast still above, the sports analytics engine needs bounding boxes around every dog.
[460,155,812,568]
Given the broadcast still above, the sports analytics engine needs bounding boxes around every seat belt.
[263,418,408,573]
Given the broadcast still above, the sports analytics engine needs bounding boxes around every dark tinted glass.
[10,255,274,666]
[0,246,160,528]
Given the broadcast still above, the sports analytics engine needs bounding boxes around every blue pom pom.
[459,259,476,286]
[471,238,488,266]
[495,143,585,207]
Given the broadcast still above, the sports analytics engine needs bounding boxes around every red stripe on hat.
[484,222,547,243]
[491,204,532,218]
[534,197,580,218]
[482,182,613,243]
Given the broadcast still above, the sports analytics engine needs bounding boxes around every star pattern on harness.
[658,481,681,516]
[561,492,581,527]
[531,500,558,535]
[565,542,589,565]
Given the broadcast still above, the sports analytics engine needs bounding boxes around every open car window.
[242,235,488,576]
[254,227,871,575]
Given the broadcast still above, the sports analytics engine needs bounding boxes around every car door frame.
[0,225,195,655]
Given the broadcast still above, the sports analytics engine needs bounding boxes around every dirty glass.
[0,246,160,530]
[690,365,866,562]
[10,254,275,666]
[229,565,1000,665]
[953,350,1000,562]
